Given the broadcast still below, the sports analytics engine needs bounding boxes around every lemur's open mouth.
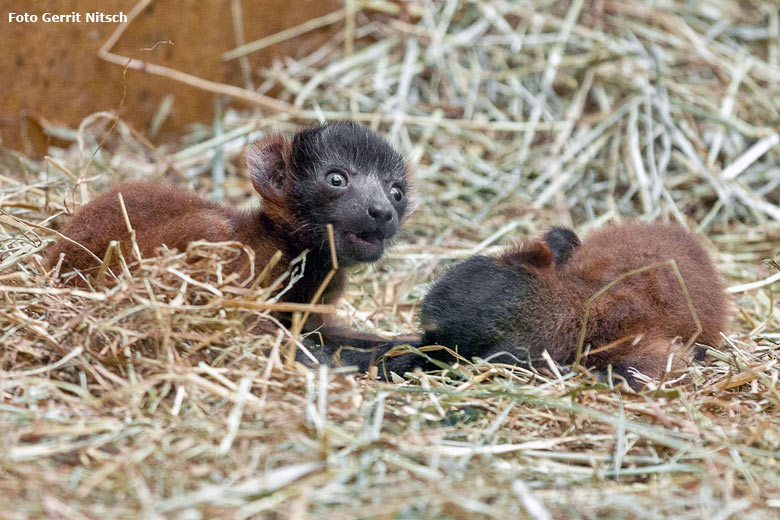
[346,230,383,246]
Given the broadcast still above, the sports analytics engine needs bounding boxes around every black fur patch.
[292,121,406,185]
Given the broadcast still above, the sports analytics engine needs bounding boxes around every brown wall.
[0,0,339,156]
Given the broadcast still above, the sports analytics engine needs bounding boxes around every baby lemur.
[46,121,414,333]
[327,222,728,389]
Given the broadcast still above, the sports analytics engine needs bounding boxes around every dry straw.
[2,0,780,517]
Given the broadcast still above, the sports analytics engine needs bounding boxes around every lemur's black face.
[291,122,412,266]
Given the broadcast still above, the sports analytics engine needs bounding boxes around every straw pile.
[2,0,780,517]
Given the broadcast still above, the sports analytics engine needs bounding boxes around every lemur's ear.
[247,134,292,203]
[544,227,581,268]
[498,240,554,270]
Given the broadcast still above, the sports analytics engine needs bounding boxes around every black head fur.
[291,121,407,183]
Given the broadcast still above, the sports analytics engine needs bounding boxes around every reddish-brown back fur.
[562,221,727,380]
[44,181,334,299]
[48,183,232,271]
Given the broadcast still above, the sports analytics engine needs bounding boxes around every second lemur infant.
[414,221,728,387]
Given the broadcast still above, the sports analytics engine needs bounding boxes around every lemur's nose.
[368,202,393,223]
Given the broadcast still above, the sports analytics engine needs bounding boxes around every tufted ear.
[544,227,580,268]
[246,134,292,202]
[498,240,554,270]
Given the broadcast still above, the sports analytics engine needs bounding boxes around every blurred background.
[1,0,338,156]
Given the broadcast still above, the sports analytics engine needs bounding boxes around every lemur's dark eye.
[325,170,348,188]
[390,186,404,202]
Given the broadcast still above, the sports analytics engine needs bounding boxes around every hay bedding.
[2,0,780,517]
